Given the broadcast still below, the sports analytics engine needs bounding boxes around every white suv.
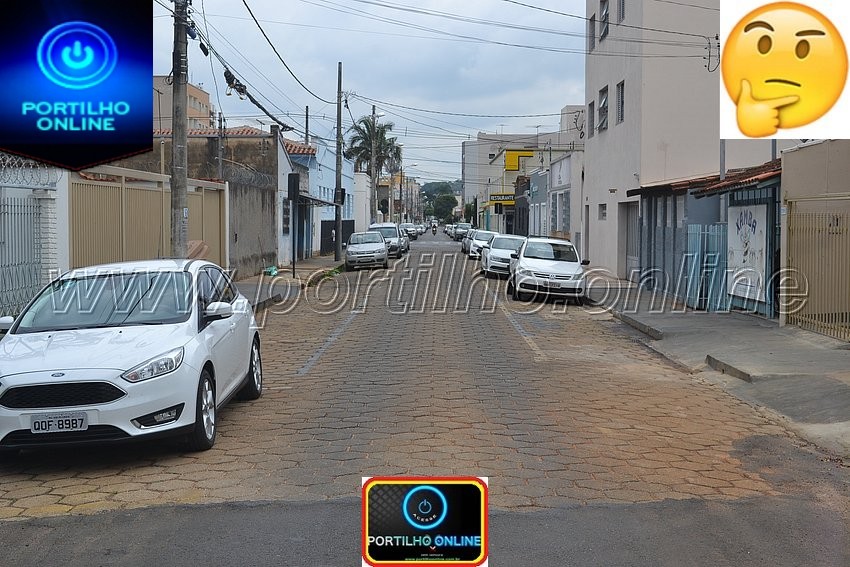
[507,237,590,304]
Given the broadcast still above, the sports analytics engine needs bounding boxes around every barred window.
[616,80,625,124]
[600,0,610,41]
[588,14,596,52]
[598,86,609,132]
[618,0,625,22]
[588,101,595,138]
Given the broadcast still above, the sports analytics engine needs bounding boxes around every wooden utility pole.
[171,0,189,258]
[335,62,343,261]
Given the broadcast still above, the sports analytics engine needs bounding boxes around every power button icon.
[37,21,117,89]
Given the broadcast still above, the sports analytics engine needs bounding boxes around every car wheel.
[574,296,586,306]
[344,262,352,272]
[237,337,263,401]
[187,370,216,451]
[511,279,529,302]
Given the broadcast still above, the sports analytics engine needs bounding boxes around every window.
[588,101,595,137]
[616,80,625,124]
[600,0,610,40]
[618,0,625,22]
[598,203,607,221]
[598,86,609,132]
[561,191,571,232]
[550,194,558,233]
[588,14,596,52]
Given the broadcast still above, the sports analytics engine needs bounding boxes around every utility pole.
[370,105,377,224]
[334,62,343,261]
[171,0,189,258]
[305,106,309,144]
[217,112,223,179]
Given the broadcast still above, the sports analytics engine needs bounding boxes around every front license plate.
[547,279,560,288]
[30,412,88,434]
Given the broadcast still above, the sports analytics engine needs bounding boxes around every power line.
[241,0,335,104]
[351,94,566,119]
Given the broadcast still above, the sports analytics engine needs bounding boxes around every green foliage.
[345,117,402,176]
[433,193,458,220]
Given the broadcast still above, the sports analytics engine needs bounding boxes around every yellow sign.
[504,150,534,171]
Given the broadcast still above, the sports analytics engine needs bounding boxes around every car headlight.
[122,348,184,383]
[517,268,534,277]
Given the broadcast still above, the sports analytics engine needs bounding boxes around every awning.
[626,173,719,198]
[297,194,336,207]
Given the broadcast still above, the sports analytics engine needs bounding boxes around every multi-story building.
[583,0,790,278]
[153,75,215,130]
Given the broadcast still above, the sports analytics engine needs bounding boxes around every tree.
[433,194,458,221]
[344,117,402,178]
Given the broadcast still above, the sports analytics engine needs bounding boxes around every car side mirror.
[204,301,233,322]
[510,253,519,259]
[0,315,14,331]
[581,259,590,265]
[342,243,347,248]
[482,244,490,249]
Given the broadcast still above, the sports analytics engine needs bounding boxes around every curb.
[612,311,664,340]
[705,354,754,383]
[251,293,283,313]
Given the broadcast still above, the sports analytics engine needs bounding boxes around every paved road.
[1,232,849,565]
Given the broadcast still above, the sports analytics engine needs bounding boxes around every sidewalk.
[234,254,344,311]
[600,282,850,457]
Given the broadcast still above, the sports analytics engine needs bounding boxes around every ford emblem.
[51,372,65,377]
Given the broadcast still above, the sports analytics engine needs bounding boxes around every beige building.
[153,75,215,130]
[582,0,793,277]
[781,140,850,341]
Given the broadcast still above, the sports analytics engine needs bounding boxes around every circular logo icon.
[37,21,118,90]
[402,485,447,530]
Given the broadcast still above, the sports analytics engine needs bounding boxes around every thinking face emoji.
[722,2,848,137]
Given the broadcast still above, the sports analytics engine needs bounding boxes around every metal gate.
[787,209,850,341]
[0,197,41,316]
[686,223,728,311]
[624,202,640,281]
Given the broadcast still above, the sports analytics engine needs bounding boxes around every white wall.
[277,141,294,267]
[583,0,795,276]
[353,172,370,232]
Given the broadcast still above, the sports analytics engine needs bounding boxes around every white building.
[583,0,791,277]
[353,172,370,232]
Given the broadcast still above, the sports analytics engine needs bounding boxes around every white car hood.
[348,243,385,253]
[0,325,191,376]
[490,249,515,261]
[521,258,584,277]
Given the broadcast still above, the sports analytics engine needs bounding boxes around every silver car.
[467,230,499,259]
[369,223,406,259]
[481,234,525,277]
[344,231,388,270]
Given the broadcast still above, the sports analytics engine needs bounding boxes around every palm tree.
[345,116,402,176]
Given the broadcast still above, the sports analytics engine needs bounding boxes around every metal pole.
[305,105,309,144]
[171,0,189,258]
[370,105,377,224]
[217,112,223,179]
[335,62,343,261]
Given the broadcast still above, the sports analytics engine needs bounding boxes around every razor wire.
[0,152,61,187]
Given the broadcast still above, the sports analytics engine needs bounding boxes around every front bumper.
[0,366,200,449]
[516,275,585,296]
[346,251,388,267]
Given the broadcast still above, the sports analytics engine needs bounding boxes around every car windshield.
[350,233,383,245]
[474,231,498,242]
[492,237,524,251]
[14,271,193,333]
[523,242,579,262]
[457,223,472,229]
[371,227,398,239]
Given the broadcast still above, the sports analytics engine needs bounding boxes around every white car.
[467,230,499,259]
[480,235,525,277]
[345,231,389,270]
[507,237,590,304]
[0,259,262,453]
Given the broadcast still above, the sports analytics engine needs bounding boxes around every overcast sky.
[152,0,587,183]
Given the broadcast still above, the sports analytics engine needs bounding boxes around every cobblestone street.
[0,239,847,522]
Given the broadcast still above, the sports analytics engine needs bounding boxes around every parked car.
[507,237,590,304]
[0,259,262,453]
[416,224,426,235]
[460,229,477,254]
[369,223,406,258]
[481,235,525,277]
[344,231,388,270]
[445,224,454,237]
[454,222,472,241]
[467,230,499,259]
[400,223,418,240]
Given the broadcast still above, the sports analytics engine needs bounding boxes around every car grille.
[1,426,130,447]
[0,382,126,409]
[532,272,573,280]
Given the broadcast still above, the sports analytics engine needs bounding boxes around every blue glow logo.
[37,21,118,90]
[402,485,448,530]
